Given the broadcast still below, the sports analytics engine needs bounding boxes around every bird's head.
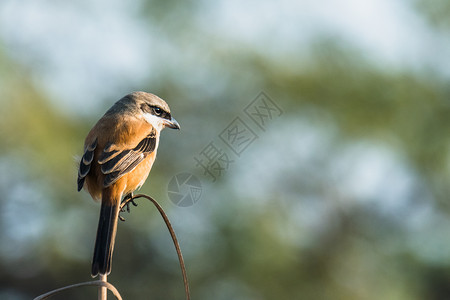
[123,91,180,132]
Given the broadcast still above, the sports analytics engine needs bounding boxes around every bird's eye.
[153,107,162,116]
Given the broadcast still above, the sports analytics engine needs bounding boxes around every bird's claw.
[123,199,138,213]
[119,193,138,221]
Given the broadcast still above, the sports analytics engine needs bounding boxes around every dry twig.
[34,193,190,300]
[121,194,191,300]
[33,279,122,300]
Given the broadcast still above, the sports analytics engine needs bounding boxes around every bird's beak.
[164,117,180,130]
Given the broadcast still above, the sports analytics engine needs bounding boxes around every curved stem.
[33,279,122,300]
[120,193,191,300]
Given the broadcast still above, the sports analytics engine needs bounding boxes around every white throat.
[143,113,164,132]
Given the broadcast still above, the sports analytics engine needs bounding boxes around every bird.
[77,91,180,277]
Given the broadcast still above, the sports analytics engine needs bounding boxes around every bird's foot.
[119,193,138,221]
[122,193,138,212]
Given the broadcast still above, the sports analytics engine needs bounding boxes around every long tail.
[91,194,120,277]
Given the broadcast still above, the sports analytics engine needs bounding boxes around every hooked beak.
[164,117,180,130]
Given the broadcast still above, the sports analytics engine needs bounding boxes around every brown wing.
[77,138,98,191]
[98,130,157,187]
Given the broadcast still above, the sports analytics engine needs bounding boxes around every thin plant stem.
[121,194,191,300]
[33,279,122,300]
[34,193,188,300]
[99,274,108,300]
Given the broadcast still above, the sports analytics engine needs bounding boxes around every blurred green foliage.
[416,0,450,29]
[1,1,450,300]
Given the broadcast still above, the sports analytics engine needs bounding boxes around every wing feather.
[99,131,157,187]
[77,138,98,191]
[100,150,131,174]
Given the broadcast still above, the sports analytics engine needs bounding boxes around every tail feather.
[91,201,120,277]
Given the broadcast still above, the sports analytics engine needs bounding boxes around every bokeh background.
[1,0,450,299]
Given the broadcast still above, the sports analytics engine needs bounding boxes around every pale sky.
[0,0,448,113]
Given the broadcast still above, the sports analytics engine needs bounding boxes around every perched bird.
[77,91,180,277]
